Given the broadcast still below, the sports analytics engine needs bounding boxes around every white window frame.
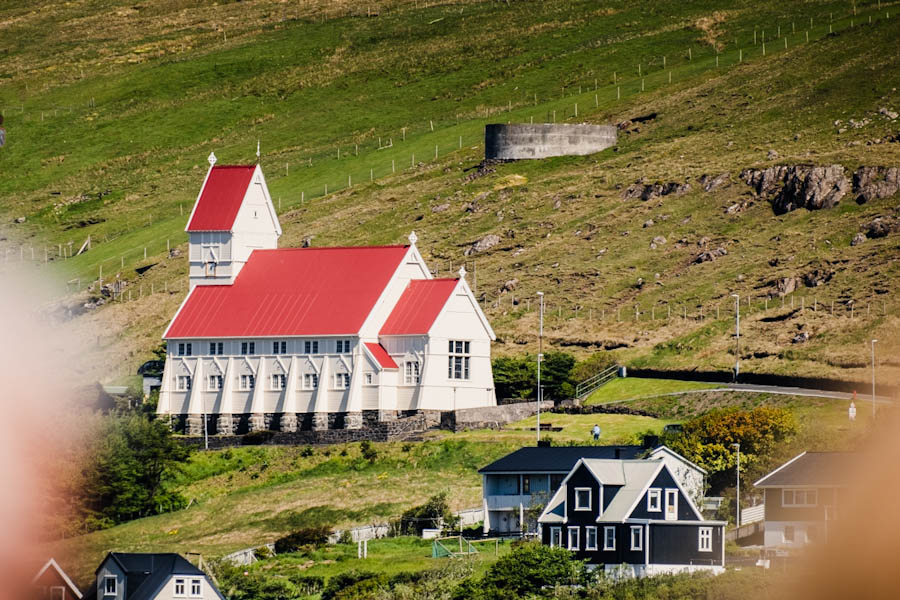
[647,488,662,512]
[241,341,255,355]
[664,488,678,520]
[271,373,286,390]
[334,372,350,390]
[207,375,223,391]
[603,526,616,550]
[336,339,351,353]
[567,526,580,551]
[574,487,592,511]
[272,340,287,355]
[174,578,185,596]
[103,576,117,596]
[585,526,598,551]
[630,525,643,551]
[364,372,373,385]
[550,527,562,548]
[404,361,420,385]
[239,374,255,391]
[305,373,319,389]
[208,342,223,355]
[304,340,319,354]
[699,527,713,552]
[783,488,817,507]
[176,375,192,391]
[177,342,192,357]
[448,340,471,380]
[190,579,201,597]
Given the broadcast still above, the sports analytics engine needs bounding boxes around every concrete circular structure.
[484,123,617,160]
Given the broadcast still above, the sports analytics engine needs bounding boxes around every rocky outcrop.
[851,232,867,246]
[740,164,849,215]
[771,277,798,297]
[852,166,900,204]
[860,215,900,238]
[693,246,727,264]
[622,179,691,201]
[464,233,500,255]
[699,172,730,192]
[802,268,834,287]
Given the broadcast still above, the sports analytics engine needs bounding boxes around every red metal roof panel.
[379,278,458,335]
[165,246,409,337]
[364,342,399,369]
[186,165,256,232]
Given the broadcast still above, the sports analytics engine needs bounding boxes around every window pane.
[449,340,454,353]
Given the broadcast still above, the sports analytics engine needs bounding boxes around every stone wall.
[484,123,617,160]
[441,400,554,432]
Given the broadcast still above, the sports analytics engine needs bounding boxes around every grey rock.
[767,149,779,160]
[168,248,182,258]
[464,233,501,255]
[14,216,26,224]
[772,277,797,297]
[502,278,519,292]
[861,215,900,238]
[693,247,727,263]
[879,107,899,120]
[791,331,810,344]
[301,236,313,248]
[652,235,667,246]
[622,180,691,201]
[802,269,834,287]
[699,172,730,192]
[851,232,867,246]
[852,166,900,204]
[432,202,450,213]
[643,219,654,228]
[741,164,849,214]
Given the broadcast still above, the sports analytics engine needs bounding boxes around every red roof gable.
[380,279,458,335]
[364,342,399,369]
[186,165,256,232]
[165,246,409,338]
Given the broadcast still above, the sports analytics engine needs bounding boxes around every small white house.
[157,154,497,434]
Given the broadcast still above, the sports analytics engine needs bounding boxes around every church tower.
[184,152,282,289]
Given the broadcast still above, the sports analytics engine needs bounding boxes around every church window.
[209,342,223,355]
[273,341,287,354]
[334,373,350,389]
[208,375,223,391]
[303,373,318,389]
[271,374,286,390]
[304,340,319,354]
[364,372,373,385]
[336,339,351,353]
[405,361,420,385]
[241,342,255,355]
[448,340,470,380]
[177,343,192,356]
[176,376,192,391]
[239,374,255,390]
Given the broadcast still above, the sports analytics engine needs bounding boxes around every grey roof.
[538,460,666,525]
[478,445,646,473]
[754,452,858,488]
[86,553,216,600]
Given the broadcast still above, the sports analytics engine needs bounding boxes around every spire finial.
[256,140,261,162]
[208,152,217,167]
[458,265,467,279]
[408,231,418,246]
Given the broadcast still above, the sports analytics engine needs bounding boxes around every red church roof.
[165,246,409,338]
[380,278,458,335]
[364,342,399,369]
[186,165,256,232]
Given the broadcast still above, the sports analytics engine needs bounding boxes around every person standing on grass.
[849,402,856,422]
[592,424,601,441]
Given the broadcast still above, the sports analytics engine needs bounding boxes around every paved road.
[602,382,894,406]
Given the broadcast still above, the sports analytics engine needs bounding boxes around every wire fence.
[0,3,895,293]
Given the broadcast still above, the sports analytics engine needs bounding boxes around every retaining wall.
[484,123,617,160]
[442,400,554,431]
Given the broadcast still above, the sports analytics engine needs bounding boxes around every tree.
[540,352,577,400]
[492,355,536,400]
[666,406,796,493]
[452,542,586,600]
[78,413,191,529]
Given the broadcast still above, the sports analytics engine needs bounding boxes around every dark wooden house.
[538,459,724,578]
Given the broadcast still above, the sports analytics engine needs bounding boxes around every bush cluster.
[273,524,332,553]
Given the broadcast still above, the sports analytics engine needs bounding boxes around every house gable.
[626,466,703,521]
[33,558,83,600]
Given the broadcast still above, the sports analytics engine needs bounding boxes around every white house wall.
[358,246,432,339]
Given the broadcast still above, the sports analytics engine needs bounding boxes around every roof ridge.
[211,164,256,169]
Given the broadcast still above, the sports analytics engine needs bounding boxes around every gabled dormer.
[185,153,282,289]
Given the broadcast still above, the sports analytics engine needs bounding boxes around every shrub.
[391,492,458,536]
[492,355,536,399]
[571,352,616,383]
[359,440,378,463]
[300,446,314,457]
[321,570,379,600]
[273,525,332,553]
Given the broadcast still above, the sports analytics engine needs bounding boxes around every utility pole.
[871,339,878,418]
[731,294,740,381]
[732,443,741,528]
[536,292,544,444]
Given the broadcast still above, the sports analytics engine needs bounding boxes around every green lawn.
[584,377,721,405]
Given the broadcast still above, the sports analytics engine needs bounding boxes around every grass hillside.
[1,0,898,384]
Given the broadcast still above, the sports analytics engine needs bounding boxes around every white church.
[157,154,497,434]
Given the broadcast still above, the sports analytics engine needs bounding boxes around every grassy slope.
[1,1,898,385]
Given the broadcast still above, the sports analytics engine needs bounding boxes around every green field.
[0,0,897,386]
[584,378,720,405]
